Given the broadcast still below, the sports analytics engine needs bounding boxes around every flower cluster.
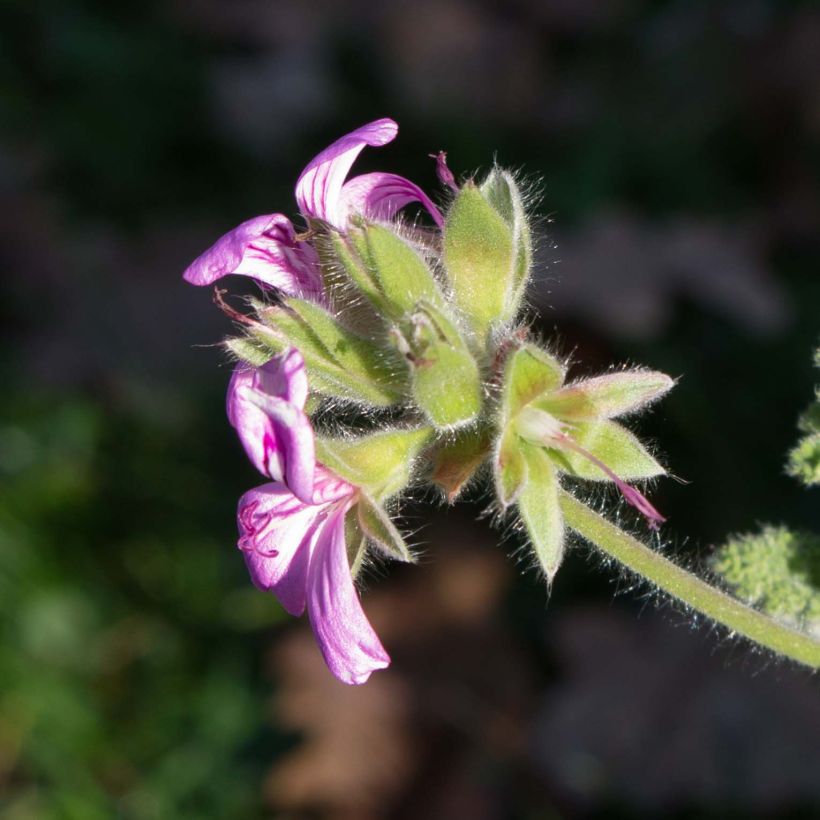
[184,118,673,684]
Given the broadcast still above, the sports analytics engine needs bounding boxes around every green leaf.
[712,526,820,628]
[493,428,527,507]
[401,300,483,430]
[480,168,531,321]
[443,182,514,340]
[316,427,433,500]
[430,426,492,502]
[535,370,674,421]
[787,433,820,487]
[501,343,565,425]
[357,495,413,562]
[552,420,664,480]
[518,443,565,582]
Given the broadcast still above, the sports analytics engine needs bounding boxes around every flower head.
[184,121,681,683]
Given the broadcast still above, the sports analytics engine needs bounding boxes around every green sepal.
[493,428,527,508]
[501,343,565,426]
[534,371,674,422]
[285,296,403,389]
[357,494,413,562]
[254,302,404,407]
[430,426,492,502]
[353,223,443,317]
[328,231,383,307]
[400,300,483,430]
[550,420,664,480]
[518,443,565,582]
[316,427,433,501]
[344,510,368,579]
[480,168,531,321]
[443,181,514,340]
[225,336,271,367]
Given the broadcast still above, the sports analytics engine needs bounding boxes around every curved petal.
[306,504,390,685]
[227,354,315,502]
[295,118,399,227]
[237,483,322,615]
[311,465,356,506]
[183,213,320,293]
[339,172,444,228]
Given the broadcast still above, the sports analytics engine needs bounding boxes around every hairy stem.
[559,492,820,669]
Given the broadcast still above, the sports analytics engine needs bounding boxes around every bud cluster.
[184,119,673,684]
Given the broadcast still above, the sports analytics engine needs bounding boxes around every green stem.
[559,492,820,669]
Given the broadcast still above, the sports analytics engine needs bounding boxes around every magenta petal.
[183,213,320,293]
[237,483,322,616]
[339,172,444,228]
[295,118,399,227]
[306,505,390,685]
[227,353,315,503]
[256,347,308,411]
[311,466,356,505]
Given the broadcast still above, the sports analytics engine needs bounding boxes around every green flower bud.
[443,181,515,342]
[392,300,483,430]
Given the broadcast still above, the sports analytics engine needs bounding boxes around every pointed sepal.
[357,494,413,562]
[518,443,565,582]
[316,427,433,500]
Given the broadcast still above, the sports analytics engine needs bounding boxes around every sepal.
[357,494,413,562]
[316,427,432,501]
[480,169,532,322]
[518,443,565,582]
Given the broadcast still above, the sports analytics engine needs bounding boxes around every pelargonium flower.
[231,349,389,685]
[183,118,442,294]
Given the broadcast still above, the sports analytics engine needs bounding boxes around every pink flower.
[183,118,442,292]
[230,348,389,685]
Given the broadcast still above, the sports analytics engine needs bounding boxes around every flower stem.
[559,491,820,669]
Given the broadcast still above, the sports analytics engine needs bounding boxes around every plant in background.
[184,118,820,683]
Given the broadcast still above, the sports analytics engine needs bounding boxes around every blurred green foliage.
[0,394,286,817]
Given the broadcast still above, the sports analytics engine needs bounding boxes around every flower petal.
[295,118,399,227]
[306,504,390,685]
[227,353,315,503]
[237,483,322,615]
[338,172,444,228]
[183,213,320,293]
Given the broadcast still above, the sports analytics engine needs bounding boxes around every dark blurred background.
[2,1,820,817]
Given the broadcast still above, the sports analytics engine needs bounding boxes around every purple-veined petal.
[237,483,322,616]
[306,504,390,685]
[227,354,315,503]
[258,347,308,409]
[183,213,321,293]
[295,118,399,227]
[338,172,444,228]
[311,465,356,506]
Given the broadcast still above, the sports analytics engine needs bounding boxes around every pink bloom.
[183,118,442,291]
[231,348,389,684]
[227,349,315,504]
